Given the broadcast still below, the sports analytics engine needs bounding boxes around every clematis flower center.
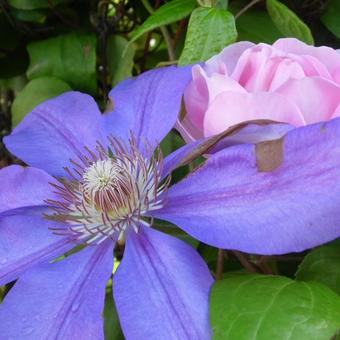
[82,159,137,215]
[46,136,169,245]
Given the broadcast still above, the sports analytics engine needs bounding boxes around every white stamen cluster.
[46,136,169,245]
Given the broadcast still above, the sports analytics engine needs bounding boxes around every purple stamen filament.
[46,135,170,245]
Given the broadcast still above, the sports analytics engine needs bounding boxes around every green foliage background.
[0,0,340,339]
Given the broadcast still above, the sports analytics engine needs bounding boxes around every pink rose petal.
[273,38,340,74]
[205,41,255,76]
[203,91,305,136]
[184,65,246,130]
[275,77,340,124]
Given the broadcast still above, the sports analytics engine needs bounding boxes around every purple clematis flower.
[0,66,214,339]
[1,62,340,339]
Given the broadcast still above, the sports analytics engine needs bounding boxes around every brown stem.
[256,256,274,275]
[235,0,262,19]
[173,19,187,49]
[216,249,225,280]
[141,0,175,62]
[233,251,259,273]
[141,31,153,72]
[160,27,175,62]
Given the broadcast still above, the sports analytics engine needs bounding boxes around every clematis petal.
[151,118,340,254]
[114,225,213,340]
[0,165,59,215]
[0,241,113,339]
[105,66,192,151]
[162,139,204,180]
[0,209,73,286]
[0,165,73,285]
[203,91,305,136]
[165,123,293,178]
[208,122,294,152]
[275,77,340,124]
[4,92,105,177]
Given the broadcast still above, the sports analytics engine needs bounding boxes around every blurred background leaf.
[128,0,196,46]
[229,1,282,43]
[266,0,314,44]
[104,284,124,340]
[107,35,136,86]
[8,0,69,10]
[27,33,97,94]
[11,76,71,126]
[321,0,340,39]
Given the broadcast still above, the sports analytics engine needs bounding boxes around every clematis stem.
[215,249,225,280]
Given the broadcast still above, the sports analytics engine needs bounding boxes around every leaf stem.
[216,249,225,280]
[235,0,262,19]
[141,0,176,61]
[232,251,259,273]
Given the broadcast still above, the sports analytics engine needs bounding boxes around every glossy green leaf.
[27,33,96,94]
[107,35,136,86]
[11,76,71,126]
[296,239,340,295]
[266,0,314,45]
[211,273,340,339]
[178,7,237,65]
[8,0,67,9]
[129,0,196,45]
[321,0,340,38]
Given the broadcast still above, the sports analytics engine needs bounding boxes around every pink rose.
[178,38,340,142]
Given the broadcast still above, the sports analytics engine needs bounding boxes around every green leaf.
[11,76,71,126]
[107,35,136,87]
[228,3,282,43]
[215,0,229,9]
[178,7,237,65]
[237,11,282,43]
[8,0,67,9]
[10,7,47,23]
[160,130,185,156]
[0,76,26,92]
[27,33,97,94]
[266,0,314,45]
[296,239,340,295]
[211,273,340,340]
[321,0,340,38]
[104,286,124,340]
[129,0,196,45]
